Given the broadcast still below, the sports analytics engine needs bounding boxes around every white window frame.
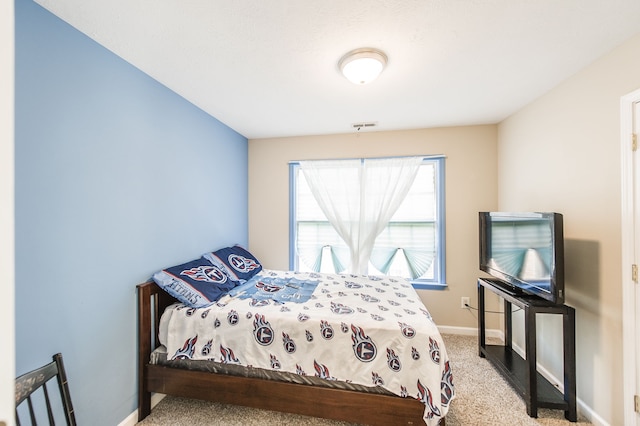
[289,156,446,289]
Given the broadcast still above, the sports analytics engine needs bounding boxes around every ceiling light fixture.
[338,48,388,85]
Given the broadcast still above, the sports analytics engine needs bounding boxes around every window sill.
[411,282,447,290]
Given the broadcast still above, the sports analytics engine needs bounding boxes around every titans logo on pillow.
[181,265,227,282]
[203,245,262,283]
[153,258,236,308]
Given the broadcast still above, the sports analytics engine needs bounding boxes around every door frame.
[621,88,640,425]
[0,0,15,424]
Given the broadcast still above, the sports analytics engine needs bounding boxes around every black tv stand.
[477,277,577,421]
[481,278,522,296]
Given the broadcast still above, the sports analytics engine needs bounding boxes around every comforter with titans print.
[159,269,454,425]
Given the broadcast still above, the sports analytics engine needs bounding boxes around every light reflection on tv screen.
[487,218,553,292]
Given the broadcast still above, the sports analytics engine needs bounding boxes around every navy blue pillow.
[203,245,262,284]
[152,258,237,308]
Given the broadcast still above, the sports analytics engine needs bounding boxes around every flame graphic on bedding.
[371,371,384,386]
[305,330,313,342]
[297,313,310,322]
[441,361,454,406]
[411,347,421,360]
[173,335,197,360]
[227,310,239,325]
[228,254,260,273]
[270,354,281,369]
[296,364,306,375]
[400,385,408,397]
[219,345,240,364]
[344,281,362,289]
[201,339,213,357]
[360,294,380,303]
[256,280,283,293]
[330,301,354,315]
[313,360,336,380]
[181,265,227,283]
[386,348,402,372]
[282,332,296,354]
[417,379,441,419]
[429,337,441,364]
[398,322,416,339]
[320,320,334,340]
[253,314,274,346]
[351,325,377,362]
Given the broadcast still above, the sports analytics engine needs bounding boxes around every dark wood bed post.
[137,281,153,420]
[137,281,174,421]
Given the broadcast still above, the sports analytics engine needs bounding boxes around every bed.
[137,248,453,425]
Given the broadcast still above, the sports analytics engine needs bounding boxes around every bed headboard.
[137,280,176,354]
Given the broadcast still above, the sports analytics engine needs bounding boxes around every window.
[289,156,445,289]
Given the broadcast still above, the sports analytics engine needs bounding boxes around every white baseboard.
[117,393,166,426]
[575,401,609,426]
[118,409,137,426]
[438,325,504,340]
[508,342,607,426]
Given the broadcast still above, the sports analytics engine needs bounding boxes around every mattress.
[150,345,395,395]
[157,269,454,425]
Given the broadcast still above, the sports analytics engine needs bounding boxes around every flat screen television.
[479,212,564,305]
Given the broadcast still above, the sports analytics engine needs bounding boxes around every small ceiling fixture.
[338,48,388,85]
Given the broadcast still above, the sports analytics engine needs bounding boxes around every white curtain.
[299,156,423,274]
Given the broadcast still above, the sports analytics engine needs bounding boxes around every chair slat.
[42,383,55,425]
[26,396,36,425]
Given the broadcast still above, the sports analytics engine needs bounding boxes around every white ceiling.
[35,0,640,139]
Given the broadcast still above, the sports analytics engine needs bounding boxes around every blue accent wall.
[15,1,248,424]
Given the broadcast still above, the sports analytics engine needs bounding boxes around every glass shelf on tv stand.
[477,277,577,421]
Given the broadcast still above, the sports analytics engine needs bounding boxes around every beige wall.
[248,125,501,329]
[498,32,640,425]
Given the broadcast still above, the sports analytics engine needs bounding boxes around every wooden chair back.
[15,353,76,426]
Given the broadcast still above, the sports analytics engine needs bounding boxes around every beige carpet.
[137,334,591,426]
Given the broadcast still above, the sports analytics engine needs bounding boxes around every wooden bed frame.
[137,280,443,425]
